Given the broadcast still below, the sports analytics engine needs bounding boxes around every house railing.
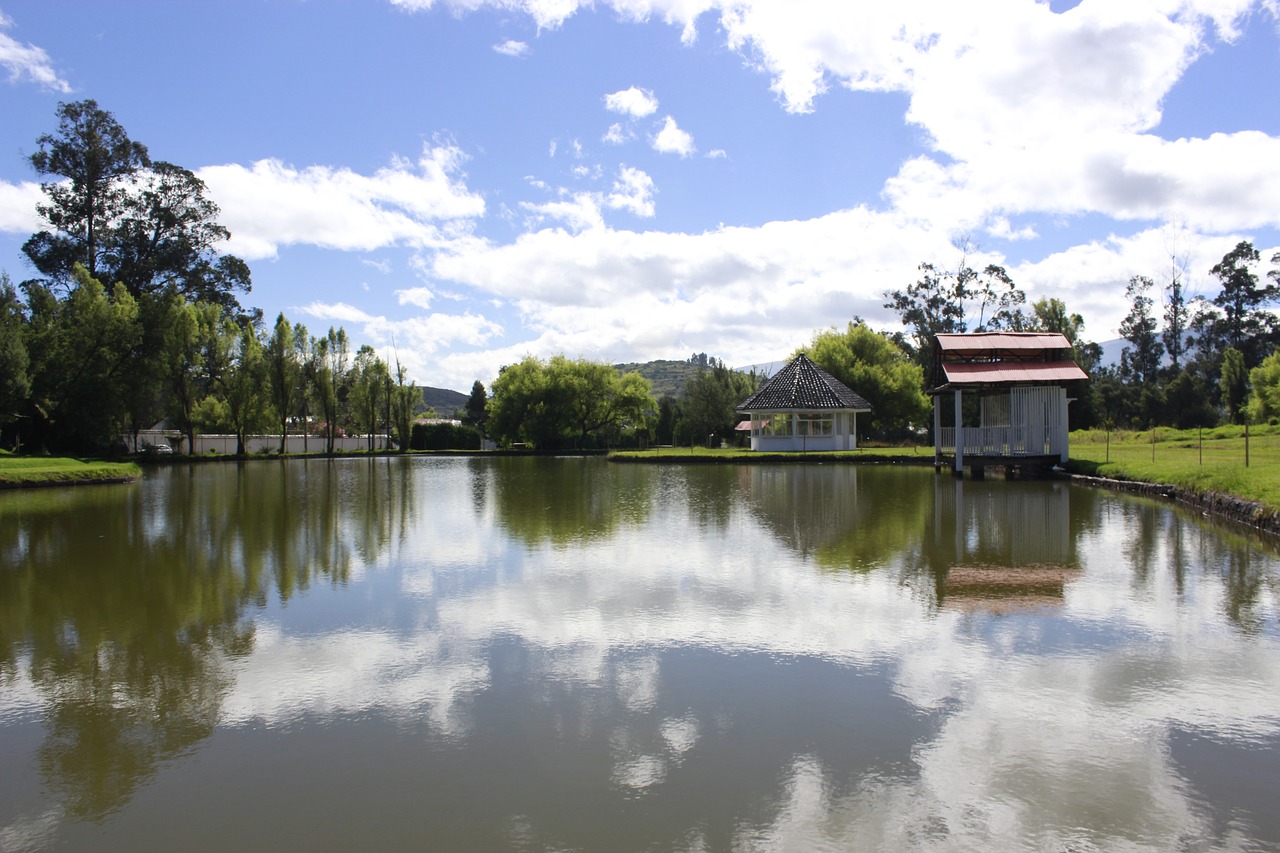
[937,426,1053,457]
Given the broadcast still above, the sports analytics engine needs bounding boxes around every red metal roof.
[935,332,1073,353]
[941,361,1088,385]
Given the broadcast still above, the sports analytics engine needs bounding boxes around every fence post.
[1245,421,1250,468]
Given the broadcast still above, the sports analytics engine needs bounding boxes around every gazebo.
[930,332,1088,476]
[736,354,872,451]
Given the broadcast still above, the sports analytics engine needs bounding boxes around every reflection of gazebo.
[736,354,871,452]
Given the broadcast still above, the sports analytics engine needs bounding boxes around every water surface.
[1,458,1277,851]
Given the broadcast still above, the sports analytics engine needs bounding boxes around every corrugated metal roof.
[935,332,1073,353]
[737,354,872,412]
[941,361,1088,385]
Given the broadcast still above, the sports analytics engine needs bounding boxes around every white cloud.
[199,142,484,259]
[652,115,695,157]
[603,122,632,145]
[396,286,435,309]
[297,297,504,387]
[493,38,530,56]
[606,166,655,217]
[0,180,43,234]
[604,85,659,117]
[0,11,70,92]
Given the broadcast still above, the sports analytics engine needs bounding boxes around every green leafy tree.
[674,358,757,447]
[120,290,176,452]
[1194,241,1280,371]
[1165,369,1216,429]
[391,357,416,451]
[798,322,929,441]
[21,267,141,453]
[884,255,1027,368]
[348,344,389,449]
[24,100,251,313]
[292,322,312,451]
[1247,351,1280,424]
[165,300,223,454]
[219,320,269,454]
[265,313,298,453]
[1220,347,1248,425]
[24,100,149,285]
[0,274,30,438]
[487,355,655,449]
[1118,275,1163,387]
[465,380,488,436]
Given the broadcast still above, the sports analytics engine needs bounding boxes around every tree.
[674,358,757,447]
[24,100,251,313]
[265,313,298,453]
[550,357,654,448]
[24,100,149,285]
[348,344,388,449]
[465,380,488,436]
[884,255,1028,368]
[163,300,223,454]
[1118,275,1164,388]
[0,274,30,440]
[1204,241,1279,369]
[219,320,268,454]
[20,267,142,453]
[487,355,656,449]
[1162,250,1191,375]
[1220,348,1248,425]
[307,328,349,453]
[391,357,416,451]
[1165,369,1216,429]
[1247,351,1280,424]
[798,322,929,440]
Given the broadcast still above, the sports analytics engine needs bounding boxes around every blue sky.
[2,0,1280,391]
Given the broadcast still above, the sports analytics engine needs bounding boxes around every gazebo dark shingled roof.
[737,354,872,411]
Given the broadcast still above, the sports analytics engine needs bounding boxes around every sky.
[1,0,1280,392]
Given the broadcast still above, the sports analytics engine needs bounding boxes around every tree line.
[0,100,420,455]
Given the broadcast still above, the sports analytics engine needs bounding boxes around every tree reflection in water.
[0,458,414,820]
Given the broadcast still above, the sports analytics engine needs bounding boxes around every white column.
[953,389,964,474]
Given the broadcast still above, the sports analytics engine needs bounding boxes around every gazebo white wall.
[747,410,859,452]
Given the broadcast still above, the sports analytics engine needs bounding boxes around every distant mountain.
[420,386,469,417]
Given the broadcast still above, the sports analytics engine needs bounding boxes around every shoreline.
[5,451,1279,541]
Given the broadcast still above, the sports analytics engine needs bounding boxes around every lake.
[1,457,1278,851]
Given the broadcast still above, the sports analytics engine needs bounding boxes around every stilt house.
[931,332,1088,475]
[737,354,872,452]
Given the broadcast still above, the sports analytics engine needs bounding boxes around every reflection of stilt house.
[934,476,1081,612]
[930,333,1088,477]
[737,354,872,452]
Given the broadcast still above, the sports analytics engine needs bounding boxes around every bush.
[410,422,482,451]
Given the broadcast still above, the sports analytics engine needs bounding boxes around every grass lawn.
[0,452,141,487]
[1065,424,1280,511]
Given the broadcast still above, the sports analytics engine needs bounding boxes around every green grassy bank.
[0,452,141,488]
[1065,424,1280,511]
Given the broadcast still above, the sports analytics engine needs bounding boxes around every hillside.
[420,386,469,417]
[614,360,705,399]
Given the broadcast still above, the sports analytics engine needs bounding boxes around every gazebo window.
[762,413,791,436]
[798,414,833,436]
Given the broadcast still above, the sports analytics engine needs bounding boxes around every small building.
[930,332,1088,476]
[736,354,872,452]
